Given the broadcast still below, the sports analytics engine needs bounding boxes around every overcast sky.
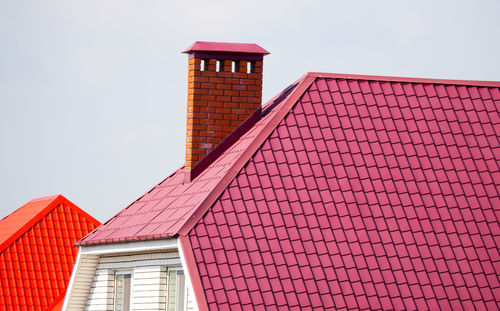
[1,0,499,222]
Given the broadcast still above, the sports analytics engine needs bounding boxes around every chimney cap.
[182,41,270,55]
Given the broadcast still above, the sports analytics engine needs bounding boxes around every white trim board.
[81,238,179,255]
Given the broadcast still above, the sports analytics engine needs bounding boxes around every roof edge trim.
[179,235,210,311]
[177,74,317,237]
[306,72,500,87]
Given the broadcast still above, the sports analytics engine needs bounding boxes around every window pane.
[115,274,131,311]
[167,270,177,311]
[176,271,185,311]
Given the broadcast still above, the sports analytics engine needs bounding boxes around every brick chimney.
[182,41,270,175]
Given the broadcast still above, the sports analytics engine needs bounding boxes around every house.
[0,195,101,311]
[63,42,500,310]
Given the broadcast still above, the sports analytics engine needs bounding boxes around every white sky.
[1,0,499,221]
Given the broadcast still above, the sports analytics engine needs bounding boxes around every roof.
[0,195,100,311]
[80,72,500,310]
[182,41,270,55]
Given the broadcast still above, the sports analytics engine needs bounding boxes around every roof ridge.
[0,195,62,253]
[306,72,500,87]
[0,195,100,252]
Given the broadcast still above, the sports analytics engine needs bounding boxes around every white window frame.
[114,270,133,311]
[166,267,187,311]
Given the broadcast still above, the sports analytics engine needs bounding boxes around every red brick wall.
[185,57,263,171]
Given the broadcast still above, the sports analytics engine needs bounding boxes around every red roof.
[80,72,500,310]
[0,195,100,311]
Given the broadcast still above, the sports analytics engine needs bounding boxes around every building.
[0,195,100,311]
[63,42,500,310]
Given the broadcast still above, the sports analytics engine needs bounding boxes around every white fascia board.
[80,238,179,255]
[62,248,82,311]
[178,238,199,311]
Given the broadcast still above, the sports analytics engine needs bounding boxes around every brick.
[216,84,232,90]
[248,73,263,80]
[207,125,223,131]
[241,103,260,109]
[216,108,232,114]
[232,108,247,115]
[201,71,216,77]
[189,88,208,95]
[199,118,216,125]
[216,72,232,78]
[225,78,240,84]
[215,119,231,126]
[207,137,221,143]
[222,90,238,96]
[233,72,247,79]
[209,101,224,108]
[208,89,224,96]
[231,97,247,103]
[216,96,232,102]
[215,131,229,138]
[186,130,199,136]
[231,120,243,126]
[199,106,216,113]
[232,85,248,91]
[187,94,198,101]
[225,114,240,121]
[191,112,207,119]
[200,95,216,101]
[223,102,240,109]
[240,79,256,85]
[248,85,263,92]
[208,113,223,120]
[240,91,256,97]
[246,96,262,104]
[201,83,217,89]
[209,77,225,83]
[192,76,209,83]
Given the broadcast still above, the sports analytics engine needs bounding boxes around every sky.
[1,0,499,222]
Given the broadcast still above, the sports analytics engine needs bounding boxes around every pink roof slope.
[80,73,500,310]
[184,74,500,310]
[0,195,101,311]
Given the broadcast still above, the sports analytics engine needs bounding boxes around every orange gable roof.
[0,195,100,311]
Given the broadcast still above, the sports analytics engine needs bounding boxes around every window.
[167,269,185,311]
[114,272,131,311]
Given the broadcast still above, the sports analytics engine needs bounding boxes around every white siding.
[64,254,100,311]
[186,283,195,311]
[85,251,181,311]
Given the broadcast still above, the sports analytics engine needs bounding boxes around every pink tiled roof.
[185,74,500,310]
[81,72,500,310]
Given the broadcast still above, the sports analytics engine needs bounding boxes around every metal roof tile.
[0,195,99,311]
